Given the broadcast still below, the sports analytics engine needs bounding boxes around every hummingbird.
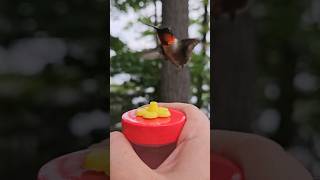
[213,0,248,20]
[142,22,200,68]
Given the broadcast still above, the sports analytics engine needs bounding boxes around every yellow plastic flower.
[136,101,171,119]
[83,148,109,175]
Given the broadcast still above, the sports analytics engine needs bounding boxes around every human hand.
[38,139,108,180]
[212,130,313,180]
[110,103,210,180]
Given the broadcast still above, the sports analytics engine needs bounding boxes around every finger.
[165,126,209,177]
[156,103,210,180]
[212,130,313,180]
[38,150,90,179]
[89,139,108,149]
[157,102,208,125]
[158,102,209,142]
[110,131,154,180]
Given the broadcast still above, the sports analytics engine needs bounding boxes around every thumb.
[88,139,108,149]
[110,131,152,180]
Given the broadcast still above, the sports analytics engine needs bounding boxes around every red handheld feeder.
[211,153,244,180]
[37,149,109,180]
[122,101,244,179]
[122,101,186,169]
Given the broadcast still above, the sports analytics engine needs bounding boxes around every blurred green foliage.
[255,0,320,135]
[0,0,107,179]
[253,0,320,174]
[112,0,150,12]
[110,35,162,124]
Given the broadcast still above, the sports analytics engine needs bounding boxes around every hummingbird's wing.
[159,38,200,68]
[213,0,249,20]
[179,38,200,64]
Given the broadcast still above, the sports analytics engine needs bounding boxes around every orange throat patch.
[159,33,176,45]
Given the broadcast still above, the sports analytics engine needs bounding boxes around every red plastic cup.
[211,152,244,180]
[122,103,244,179]
[122,107,186,169]
[37,150,109,180]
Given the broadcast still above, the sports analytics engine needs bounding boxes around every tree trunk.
[213,13,256,132]
[160,0,191,103]
[272,42,297,147]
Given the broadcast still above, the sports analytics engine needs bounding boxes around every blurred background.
[0,0,108,179]
[110,0,210,128]
[214,0,320,177]
[1,0,320,178]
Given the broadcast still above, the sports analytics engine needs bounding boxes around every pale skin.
[212,130,313,180]
[38,103,313,179]
[107,103,313,180]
